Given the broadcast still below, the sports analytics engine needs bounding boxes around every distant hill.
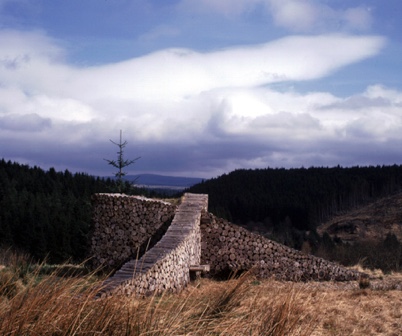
[317,191,402,243]
[125,174,204,190]
[315,191,402,272]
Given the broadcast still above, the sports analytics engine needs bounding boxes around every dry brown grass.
[268,278,401,336]
[0,253,401,335]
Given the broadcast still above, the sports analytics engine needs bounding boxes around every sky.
[0,0,402,178]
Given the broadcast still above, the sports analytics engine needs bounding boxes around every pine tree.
[104,130,140,192]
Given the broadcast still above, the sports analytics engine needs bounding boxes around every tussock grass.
[0,250,401,335]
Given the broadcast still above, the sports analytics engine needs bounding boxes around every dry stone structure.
[94,193,208,297]
[90,192,363,297]
[91,193,176,272]
[201,212,361,281]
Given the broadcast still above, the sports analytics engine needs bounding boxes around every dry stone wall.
[201,212,362,281]
[98,193,208,297]
[90,193,176,271]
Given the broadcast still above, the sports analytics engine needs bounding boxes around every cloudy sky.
[1,0,401,178]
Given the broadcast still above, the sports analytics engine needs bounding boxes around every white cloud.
[364,85,402,104]
[0,29,72,96]
[315,85,402,142]
[267,0,318,32]
[179,0,373,33]
[1,29,399,177]
[267,0,373,32]
[68,34,385,102]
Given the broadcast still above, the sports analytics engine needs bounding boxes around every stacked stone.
[90,193,176,270]
[201,212,362,281]
[92,192,364,299]
[98,193,208,297]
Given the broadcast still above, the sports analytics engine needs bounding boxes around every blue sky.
[1,0,402,178]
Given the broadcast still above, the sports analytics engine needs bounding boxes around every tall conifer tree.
[104,130,140,192]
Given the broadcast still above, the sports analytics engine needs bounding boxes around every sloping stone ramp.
[97,193,208,297]
[200,212,363,281]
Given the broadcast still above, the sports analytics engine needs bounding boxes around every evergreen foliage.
[0,159,148,264]
[2,159,402,272]
[104,130,140,192]
[187,165,402,271]
[187,165,402,231]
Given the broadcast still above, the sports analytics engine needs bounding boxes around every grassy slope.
[0,252,401,336]
[318,191,402,243]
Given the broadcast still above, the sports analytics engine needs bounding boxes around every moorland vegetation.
[0,249,401,335]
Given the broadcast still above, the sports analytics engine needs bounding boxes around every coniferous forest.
[187,165,402,228]
[1,159,402,271]
[0,159,150,264]
[186,165,402,271]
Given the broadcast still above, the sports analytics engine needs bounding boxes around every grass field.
[0,251,401,335]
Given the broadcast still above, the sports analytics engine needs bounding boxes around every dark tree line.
[187,165,402,230]
[186,165,402,271]
[0,159,150,264]
[2,159,401,271]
